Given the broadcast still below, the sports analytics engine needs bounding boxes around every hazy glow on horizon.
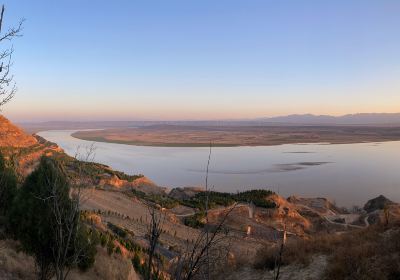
[2,0,400,121]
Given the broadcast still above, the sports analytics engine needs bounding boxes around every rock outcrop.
[288,196,344,215]
[364,195,394,213]
[363,195,400,225]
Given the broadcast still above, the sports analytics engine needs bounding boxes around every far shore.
[71,125,400,147]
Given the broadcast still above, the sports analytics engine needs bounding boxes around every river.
[38,130,400,207]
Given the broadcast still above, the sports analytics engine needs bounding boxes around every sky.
[1,0,400,122]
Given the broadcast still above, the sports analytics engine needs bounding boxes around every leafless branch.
[203,143,212,279]
[273,223,287,280]
[0,5,4,33]
[0,5,24,108]
[171,143,237,280]
[145,202,166,280]
[172,203,237,280]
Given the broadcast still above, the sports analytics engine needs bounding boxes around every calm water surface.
[38,130,400,207]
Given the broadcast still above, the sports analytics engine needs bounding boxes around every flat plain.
[72,125,400,147]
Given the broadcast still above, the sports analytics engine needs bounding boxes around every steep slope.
[0,115,37,147]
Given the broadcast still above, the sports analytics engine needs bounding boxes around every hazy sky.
[2,0,400,121]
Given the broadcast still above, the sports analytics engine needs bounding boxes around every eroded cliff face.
[1,115,42,176]
[0,115,37,148]
[98,174,165,194]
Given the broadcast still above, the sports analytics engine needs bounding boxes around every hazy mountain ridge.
[18,113,400,133]
[258,113,400,125]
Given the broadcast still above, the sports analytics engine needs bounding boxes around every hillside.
[0,115,37,147]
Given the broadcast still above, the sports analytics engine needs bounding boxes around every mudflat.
[72,125,400,147]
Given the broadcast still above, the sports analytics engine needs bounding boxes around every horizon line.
[11,111,400,124]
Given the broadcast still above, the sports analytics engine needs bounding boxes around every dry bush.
[254,225,400,280]
[0,239,35,279]
[254,234,344,270]
[324,226,400,280]
[68,246,140,280]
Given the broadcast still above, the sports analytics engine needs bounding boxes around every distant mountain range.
[17,113,400,133]
[257,113,400,125]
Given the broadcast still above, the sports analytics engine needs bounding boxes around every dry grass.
[324,226,400,280]
[254,224,400,279]
[0,239,35,280]
[254,234,343,269]
[0,240,140,280]
[68,247,140,280]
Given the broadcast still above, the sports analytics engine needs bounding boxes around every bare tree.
[141,143,236,280]
[172,204,236,280]
[273,224,287,280]
[0,4,24,108]
[145,203,166,280]
[204,143,212,279]
[172,143,237,280]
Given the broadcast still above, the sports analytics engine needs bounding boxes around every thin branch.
[0,6,24,108]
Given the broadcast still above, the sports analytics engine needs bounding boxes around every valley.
[2,115,400,279]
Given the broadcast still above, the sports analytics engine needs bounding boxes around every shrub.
[184,212,206,228]
[107,240,115,255]
[0,152,17,217]
[107,222,127,238]
[76,227,97,271]
[100,233,108,247]
[182,189,275,210]
[132,254,141,272]
[324,226,400,279]
[8,156,97,279]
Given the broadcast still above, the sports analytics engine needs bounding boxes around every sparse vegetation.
[324,225,400,280]
[52,152,144,184]
[254,224,400,280]
[131,189,180,209]
[182,189,276,210]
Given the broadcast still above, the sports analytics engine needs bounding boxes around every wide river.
[38,130,400,207]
